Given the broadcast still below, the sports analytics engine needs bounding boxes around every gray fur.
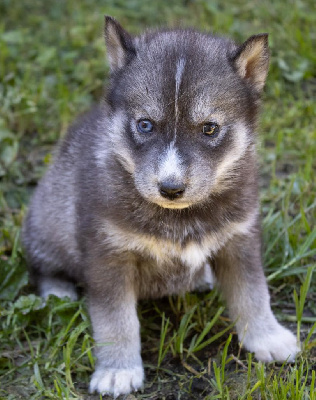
[22,17,299,397]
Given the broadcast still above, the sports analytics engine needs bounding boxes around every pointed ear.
[232,34,270,92]
[104,16,136,72]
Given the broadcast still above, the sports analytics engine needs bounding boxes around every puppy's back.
[22,105,107,282]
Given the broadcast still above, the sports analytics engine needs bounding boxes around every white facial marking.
[158,143,183,182]
[174,58,186,136]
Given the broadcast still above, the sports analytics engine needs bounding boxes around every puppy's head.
[104,17,269,209]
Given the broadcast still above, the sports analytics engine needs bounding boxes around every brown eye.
[202,122,220,137]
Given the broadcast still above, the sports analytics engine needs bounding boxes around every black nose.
[159,181,185,200]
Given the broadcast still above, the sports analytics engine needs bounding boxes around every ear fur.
[104,16,136,72]
[232,34,270,92]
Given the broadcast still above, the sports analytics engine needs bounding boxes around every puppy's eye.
[202,122,220,137]
[137,119,153,134]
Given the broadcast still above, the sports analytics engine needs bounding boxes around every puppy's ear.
[104,16,136,72]
[232,34,270,92]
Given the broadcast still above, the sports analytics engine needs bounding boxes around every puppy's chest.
[105,222,224,271]
[133,234,210,270]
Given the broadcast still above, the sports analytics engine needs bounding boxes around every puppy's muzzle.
[159,181,185,200]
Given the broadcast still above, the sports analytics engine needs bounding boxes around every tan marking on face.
[96,112,135,174]
[190,107,226,126]
[213,121,252,192]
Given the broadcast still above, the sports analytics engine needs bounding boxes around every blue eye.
[137,119,153,134]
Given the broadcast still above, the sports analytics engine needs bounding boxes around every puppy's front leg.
[87,260,143,397]
[214,228,300,362]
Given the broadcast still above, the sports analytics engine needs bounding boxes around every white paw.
[193,262,215,292]
[243,323,300,362]
[40,277,78,301]
[89,366,144,398]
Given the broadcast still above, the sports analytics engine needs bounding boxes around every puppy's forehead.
[125,31,243,122]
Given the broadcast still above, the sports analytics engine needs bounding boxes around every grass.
[0,0,315,398]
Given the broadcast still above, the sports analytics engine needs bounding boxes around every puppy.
[22,17,299,397]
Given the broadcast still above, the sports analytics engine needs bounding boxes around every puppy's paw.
[39,277,78,301]
[192,262,215,292]
[243,324,300,363]
[89,366,144,398]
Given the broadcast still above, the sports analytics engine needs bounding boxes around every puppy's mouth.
[135,177,192,209]
[155,200,191,209]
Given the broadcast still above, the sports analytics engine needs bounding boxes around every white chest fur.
[102,208,257,272]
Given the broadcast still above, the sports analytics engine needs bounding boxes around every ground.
[0,0,315,399]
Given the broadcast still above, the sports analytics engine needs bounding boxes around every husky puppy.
[22,17,299,397]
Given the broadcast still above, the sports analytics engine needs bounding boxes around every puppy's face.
[105,25,269,209]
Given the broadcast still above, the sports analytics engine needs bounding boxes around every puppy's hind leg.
[38,275,78,301]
